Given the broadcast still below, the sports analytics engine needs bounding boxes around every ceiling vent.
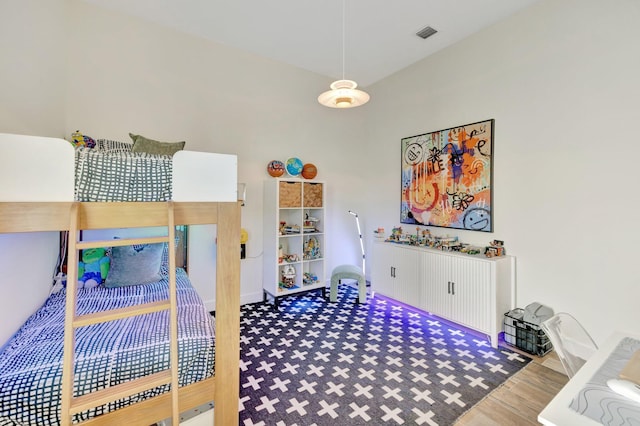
[416,26,437,40]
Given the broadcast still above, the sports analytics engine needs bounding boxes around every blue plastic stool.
[330,264,366,303]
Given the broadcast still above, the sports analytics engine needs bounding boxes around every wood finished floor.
[455,347,569,426]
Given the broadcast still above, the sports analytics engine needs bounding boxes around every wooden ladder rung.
[69,370,173,415]
[61,202,181,426]
[73,300,171,327]
[76,236,170,250]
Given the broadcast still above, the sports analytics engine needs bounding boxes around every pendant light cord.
[342,0,346,81]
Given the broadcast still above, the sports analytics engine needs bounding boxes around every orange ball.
[301,163,317,179]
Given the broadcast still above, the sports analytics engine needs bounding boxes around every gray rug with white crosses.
[238,286,529,425]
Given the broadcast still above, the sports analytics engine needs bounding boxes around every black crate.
[503,309,552,356]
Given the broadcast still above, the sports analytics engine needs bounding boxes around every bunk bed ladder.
[60,202,180,426]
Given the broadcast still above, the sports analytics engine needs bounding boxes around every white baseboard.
[241,291,264,305]
[202,290,267,313]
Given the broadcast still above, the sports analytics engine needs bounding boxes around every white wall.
[0,0,368,327]
[0,1,68,341]
[62,0,368,304]
[365,0,640,344]
[2,0,638,346]
[0,0,67,137]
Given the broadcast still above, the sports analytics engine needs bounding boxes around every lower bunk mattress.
[0,269,215,425]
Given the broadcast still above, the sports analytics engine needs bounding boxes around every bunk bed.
[0,133,240,426]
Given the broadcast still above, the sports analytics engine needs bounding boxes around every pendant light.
[318,0,370,108]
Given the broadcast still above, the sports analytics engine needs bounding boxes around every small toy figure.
[71,130,85,147]
[70,130,96,148]
[388,227,403,242]
[78,247,110,288]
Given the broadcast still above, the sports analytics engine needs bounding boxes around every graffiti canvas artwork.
[401,119,494,232]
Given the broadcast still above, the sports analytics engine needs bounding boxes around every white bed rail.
[0,133,75,201]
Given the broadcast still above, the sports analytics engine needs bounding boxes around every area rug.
[238,286,530,425]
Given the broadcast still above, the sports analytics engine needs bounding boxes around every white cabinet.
[372,242,514,348]
[371,244,422,306]
[263,179,325,306]
[370,243,395,298]
[428,255,492,333]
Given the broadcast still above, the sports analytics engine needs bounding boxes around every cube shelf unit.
[263,179,326,306]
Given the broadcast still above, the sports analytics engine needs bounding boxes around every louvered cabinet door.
[423,251,452,320]
[447,257,492,333]
[371,242,397,299]
[393,247,422,306]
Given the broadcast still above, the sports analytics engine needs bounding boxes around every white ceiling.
[82,0,541,87]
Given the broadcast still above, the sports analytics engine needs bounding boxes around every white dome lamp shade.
[318,0,370,109]
[318,79,370,108]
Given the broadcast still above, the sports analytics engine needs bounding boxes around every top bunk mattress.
[0,133,238,203]
[0,269,215,426]
[74,145,173,202]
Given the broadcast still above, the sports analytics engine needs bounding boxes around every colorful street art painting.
[401,119,494,232]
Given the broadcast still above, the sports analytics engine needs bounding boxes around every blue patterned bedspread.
[0,270,215,425]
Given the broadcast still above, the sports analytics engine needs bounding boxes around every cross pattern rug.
[239,286,530,425]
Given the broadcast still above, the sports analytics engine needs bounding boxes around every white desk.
[538,331,640,426]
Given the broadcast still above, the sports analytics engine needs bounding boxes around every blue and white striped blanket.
[0,270,215,425]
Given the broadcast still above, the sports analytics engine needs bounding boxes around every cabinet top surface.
[374,240,513,262]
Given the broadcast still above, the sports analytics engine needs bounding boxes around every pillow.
[160,242,170,276]
[104,243,164,288]
[129,133,186,156]
[159,233,185,276]
[95,138,134,153]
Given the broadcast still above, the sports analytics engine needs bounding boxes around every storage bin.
[279,181,302,207]
[303,182,323,207]
[503,309,553,356]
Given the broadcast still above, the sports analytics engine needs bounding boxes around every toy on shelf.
[278,240,300,264]
[303,272,318,285]
[303,212,320,233]
[387,227,404,242]
[279,253,299,264]
[485,240,506,257]
[382,224,507,258]
[280,264,296,288]
[279,221,300,235]
[460,245,483,256]
[373,227,386,239]
[433,235,463,252]
[303,237,321,260]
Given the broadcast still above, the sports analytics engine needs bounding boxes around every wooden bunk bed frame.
[0,133,241,426]
[0,201,240,425]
